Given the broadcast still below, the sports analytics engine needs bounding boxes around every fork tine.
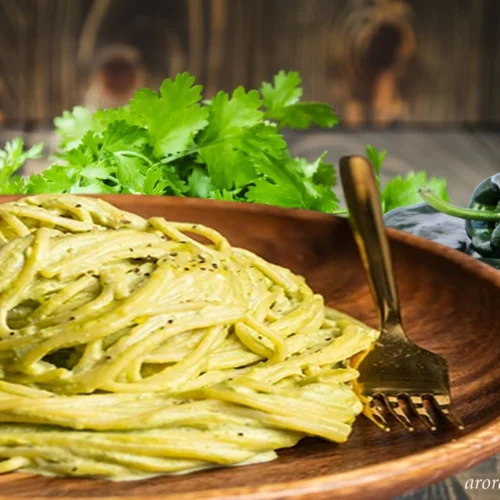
[382,395,415,432]
[429,395,465,430]
[364,398,391,432]
[407,395,438,431]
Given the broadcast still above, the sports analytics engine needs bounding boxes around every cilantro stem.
[114,151,153,165]
[161,148,200,164]
[160,136,243,165]
[331,209,348,216]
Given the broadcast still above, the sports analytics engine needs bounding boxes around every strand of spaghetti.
[149,218,231,256]
[0,210,30,236]
[0,235,33,294]
[30,275,98,321]
[0,457,30,474]
[2,205,98,232]
[0,228,49,337]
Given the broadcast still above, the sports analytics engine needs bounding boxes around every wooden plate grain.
[1,195,500,500]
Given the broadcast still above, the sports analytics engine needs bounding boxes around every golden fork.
[339,155,464,432]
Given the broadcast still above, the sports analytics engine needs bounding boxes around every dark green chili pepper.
[419,173,500,258]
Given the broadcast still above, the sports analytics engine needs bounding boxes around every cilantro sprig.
[0,139,43,194]
[0,70,449,213]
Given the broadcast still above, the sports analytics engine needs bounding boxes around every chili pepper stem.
[419,187,500,221]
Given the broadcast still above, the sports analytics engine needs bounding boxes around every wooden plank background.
[1,0,500,128]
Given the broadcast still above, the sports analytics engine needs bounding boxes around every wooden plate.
[2,195,500,500]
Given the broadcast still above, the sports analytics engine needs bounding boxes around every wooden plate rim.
[1,194,500,499]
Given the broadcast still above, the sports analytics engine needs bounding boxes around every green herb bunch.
[0,71,448,213]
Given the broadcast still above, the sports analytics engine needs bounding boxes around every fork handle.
[339,155,402,327]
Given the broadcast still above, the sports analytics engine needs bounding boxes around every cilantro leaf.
[365,144,387,175]
[246,179,308,209]
[307,184,339,213]
[287,152,336,188]
[130,72,209,157]
[365,144,387,194]
[0,175,26,195]
[27,165,78,194]
[0,138,42,194]
[188,167,212,198]
[240,123,287,161]
[93,107,132,128]
[196,88,263,190]
[200,87,263,144]
[143,166,168,195]
[246,151,338,213]
[143,165,186,196]
[102,121,148,153]
[212,189,241,202]
[54,107,96,150]
[199,146,235,191]
[268,102,339,130]
[261,71,303,110]
[382,171,450,213]
[56,142,95,168]
[113,155,146,193]
[261,71,338,129]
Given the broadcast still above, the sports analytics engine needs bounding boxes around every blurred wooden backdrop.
[1,0,500,129]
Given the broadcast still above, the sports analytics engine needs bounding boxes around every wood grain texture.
[1,195,500,499]
[1,0,500,126]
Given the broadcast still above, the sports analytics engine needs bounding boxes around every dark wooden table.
[1,127,500,499]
